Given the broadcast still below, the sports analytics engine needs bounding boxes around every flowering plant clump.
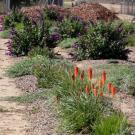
[54,66,119,133]
[56,66,117,99]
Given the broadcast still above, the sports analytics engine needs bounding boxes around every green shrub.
[7,56,50,77]
[122,21,135,34]
[58,38,78,48]
[0,30,10,38]
[94,113,130,135]
[59,16,85,38]
[28,46,54,58]
[15,23,24,32]
[11,21,47,56]
[4,11,24,30]
[75,22,129,60]
[45,7,60,21]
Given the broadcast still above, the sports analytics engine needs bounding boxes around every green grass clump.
[7,90,48,103]
[0,30,10,39]
[28,46,54,58]
[94,113,130,135]
[95,64,135,96]
[7,56,51,77]
[58,38,78,48]
[127,35,135,47]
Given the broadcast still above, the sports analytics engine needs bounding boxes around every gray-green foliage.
[0,30,10,39]
[96,64,135,96]
[7,56,50,77]
[7,90,48,103]
[58,38,78,48]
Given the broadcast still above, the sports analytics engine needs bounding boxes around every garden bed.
[1,4,135,134]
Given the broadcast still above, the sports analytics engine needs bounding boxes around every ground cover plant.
[58,38,78,48]
[0,30,10,39]
[7,55,50,77]
[95,64,135,96]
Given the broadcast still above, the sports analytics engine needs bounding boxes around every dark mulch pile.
[68,3,118,23]
[20,3,118,23]
[21,5,70,23]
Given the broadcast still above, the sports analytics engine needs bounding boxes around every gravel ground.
[25,99,60,135]
[15,75,38,93]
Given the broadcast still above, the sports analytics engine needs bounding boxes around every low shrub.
[7,56,50,77]
[4,11,24,30]
[59,16,86,38]
[94,113,130,135]
[45,7,60,21]
[33,60,72,89]
[10,20,48,56]
[28,46,54,58]
[58,38,78,48]
[74,22,129,60]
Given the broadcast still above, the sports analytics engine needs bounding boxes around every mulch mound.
[68,3,118,23]
[20,5,70,23]
[20,3,118,23]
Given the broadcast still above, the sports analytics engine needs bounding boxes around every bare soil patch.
[0,38,29,135]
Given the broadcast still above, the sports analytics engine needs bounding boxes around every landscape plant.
[94,113,130,135]
[74,22,129,60]
[54,66,123,133]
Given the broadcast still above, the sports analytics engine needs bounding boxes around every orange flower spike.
[88,67,93,80]
[85,85,90,94]
[100,92,103,97]
[94,88,98,96]
[108,83,112,92]
[102,70,106,84]
[80,70,84,81]
[111,86,117,97]
[99,80,103,88]
[74,66,79,78]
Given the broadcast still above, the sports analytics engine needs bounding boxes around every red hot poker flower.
[111,86,117,97]
[94,88,98,96]
[88,67,92,80]
[100,92,103,97]
[102,70,106,84]
[85,85,90,94]
[99,80,103,88]
[80,70,84,81]
[74,66,79,78]
[108,83,112,92]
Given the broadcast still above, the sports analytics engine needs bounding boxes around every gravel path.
[0,38,29,135]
